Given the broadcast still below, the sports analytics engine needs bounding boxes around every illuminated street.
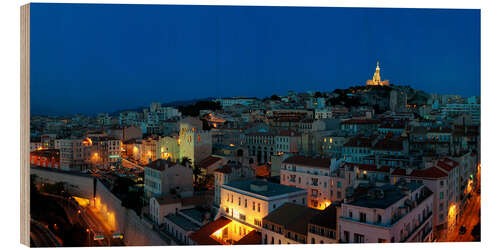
[441,164,481,242]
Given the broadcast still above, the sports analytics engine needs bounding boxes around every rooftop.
[165,213,200,231]
[348,183,422,209]
[180,208,209,225]
[223,180,306,198]
[195,156,223,170]
[282,155,331,169]
[189,217,232,245]
[263,203,320,235]
[233,230,262,245]
[309,202,339,230]
[145,159,181,171]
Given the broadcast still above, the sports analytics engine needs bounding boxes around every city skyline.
[30,4,480,116]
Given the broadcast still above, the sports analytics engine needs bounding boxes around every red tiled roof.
[436,158,459,172]
[181,194,211,207]
[145,159,180,171]
[283,155,331,169]
[254,165,271,177]
[391,167,448,179]
[234,230,262,245]
[411,167,448,179]
[196,156,223,170]
[189,217,232,245]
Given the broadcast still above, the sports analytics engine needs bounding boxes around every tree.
[471,222,480,241]
[181,157,201,185]
[178,101,222,117]
[270,94,280,101]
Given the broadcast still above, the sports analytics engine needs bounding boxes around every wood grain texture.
[20,3,30,247]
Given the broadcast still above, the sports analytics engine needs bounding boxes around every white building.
[215,97,258,108]
[213,163,255,207]
[339,183,433,243]
[220,180,308,231]
[144,159,194,199]
[280,156,334,210]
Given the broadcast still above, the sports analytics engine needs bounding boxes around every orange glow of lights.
[467,179,473,193]
[448,203,457,229]
[73,196,90,207]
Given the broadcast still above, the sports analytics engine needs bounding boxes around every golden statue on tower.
[366,61,389,86]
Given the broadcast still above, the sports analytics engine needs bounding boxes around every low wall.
[31,166,94,199]
[30,167,169,246]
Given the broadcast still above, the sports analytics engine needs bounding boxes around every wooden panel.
[20,3,30,246]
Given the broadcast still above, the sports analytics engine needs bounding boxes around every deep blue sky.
[30,3,480,116]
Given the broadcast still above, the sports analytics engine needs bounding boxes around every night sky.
[30,3,480,116]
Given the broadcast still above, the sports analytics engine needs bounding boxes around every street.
[442,164,481,242]
[30,219,62,247]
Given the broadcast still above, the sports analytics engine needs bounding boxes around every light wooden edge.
[20,3,30,247]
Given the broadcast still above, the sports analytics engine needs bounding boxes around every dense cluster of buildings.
[30,63,480,245]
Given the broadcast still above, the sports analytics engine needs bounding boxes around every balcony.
[401,212,433,242]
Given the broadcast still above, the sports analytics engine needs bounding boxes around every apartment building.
[339,182,433,243]
[280,156,334,210]
[144,159,194,199]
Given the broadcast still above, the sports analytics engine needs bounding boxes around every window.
[344,231,350,243]
[312,189,319,197]
[440,192,444,199]
[238,197,241,206]
[245,199,247,208]
[312,178,319,186]
[253,201,255,210]
[360,212,366,223]
[349,210,353,218]
[354,233,365,243]
[239,213,246,221]
[377,214,382,224]
[258,203,261,212]
[254,219,262,227]
[337,181,342,188]
[337,191,342,199]
[311,237,315,244]
[231,195,233,203]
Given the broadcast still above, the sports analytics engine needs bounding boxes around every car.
[459,226,467,235]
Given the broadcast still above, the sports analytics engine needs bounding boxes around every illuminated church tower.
[366,61,389,86]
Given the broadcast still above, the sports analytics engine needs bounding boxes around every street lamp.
[86,228,91,246]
